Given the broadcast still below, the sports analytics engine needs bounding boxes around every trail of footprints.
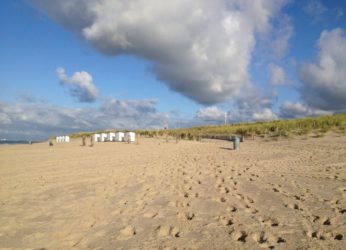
[267,180,345,243]
[208,158,287,248]
[115,145,344,248]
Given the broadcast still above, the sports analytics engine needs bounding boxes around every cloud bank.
[268,63,287,85]
[0,98,167,140]
[228,86,278,122]
[299,28,346,111]
[280,101,333,119]
[32,0,290,104]
[196,106,225,122]
[57,67,99,103]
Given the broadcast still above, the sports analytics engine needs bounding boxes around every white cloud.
[0,113,11,125]
[299,28,346,111]
[0,98,167,140]
[228,85,278,122]
[33,0,290,104]
[280,101,333,118]
[304,0,327,20]
[57,67,99,103]
[253,108,278,121]
[196,106,225,122]
[271,15,293,58]
[268,63,287,85]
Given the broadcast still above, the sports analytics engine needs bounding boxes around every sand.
[0,135,345,249]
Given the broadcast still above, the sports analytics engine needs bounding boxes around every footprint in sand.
[157,225,180,237]
[338,208,346,214]
[219,187,230,194]
[143,211,158,218]
[252,231,268,244]
[227,206,237,212]
[235,193,244,200]
[309,230,326,240]
[321,217,332,226]
[245,205,258,214]
[120,225,136,237]
[177,211,195,221]
[261,217,279,227]
[334,233,343,240]
[218,216,233,226]
[277,236,286,243]
[245,197,254,204]
[285,203,303,211]
[231,230,247,242]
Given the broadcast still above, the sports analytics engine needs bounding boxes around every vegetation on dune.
[137,114,346,140]
[58,114,346,141]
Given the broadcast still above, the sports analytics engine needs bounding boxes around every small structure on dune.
[108,132,116,142]
[91,132,134,142]
[115,132,125,142]
[101,133,108,142]
[56,135,70,143]
[93,134,101,142]
[125,132,136,142]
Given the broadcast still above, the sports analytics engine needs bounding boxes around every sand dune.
[0,135,345,249]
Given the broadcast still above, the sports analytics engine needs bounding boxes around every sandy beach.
[0,135,345,249]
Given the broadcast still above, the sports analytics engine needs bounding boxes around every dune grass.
[57,114,346,141]
[137,114,346,140]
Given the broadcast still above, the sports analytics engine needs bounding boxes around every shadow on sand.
[219,147,234,150]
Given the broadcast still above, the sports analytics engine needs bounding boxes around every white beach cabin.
[101,133,108,142]
[93,134,101,142]
[115,132,125,142]
[125,132,136,142]
[56,135,70,143]
[108,132,116,142]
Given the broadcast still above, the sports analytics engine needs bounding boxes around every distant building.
[115,132,125,142]
[93,134,101,142]
[108,132,116,142]
[100,133,108,142]
[125,132,136,142]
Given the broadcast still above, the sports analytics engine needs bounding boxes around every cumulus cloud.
[196,106,225,122]
[268,63,287,85]
[32,0,290,104]
[280,101,333,119]
[57,67,99,103]
[299,28,346,111]
[0,98,167,140]
[304,0,327,21]
[253,108,278,121]
[228,85,278,122]
[271,15,294,58]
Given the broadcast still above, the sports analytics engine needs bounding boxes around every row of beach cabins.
[93,132,136,142]
[56,132,136,143]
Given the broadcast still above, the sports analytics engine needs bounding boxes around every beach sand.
[0,135,345,249]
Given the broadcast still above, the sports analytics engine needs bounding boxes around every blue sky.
[0,0,345,140]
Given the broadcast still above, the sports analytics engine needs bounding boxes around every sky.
[0,0,345,140]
